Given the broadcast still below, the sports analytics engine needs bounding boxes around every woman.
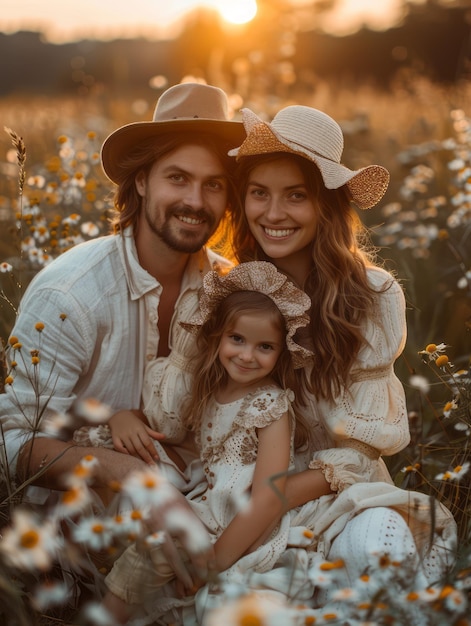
[228,105,457,596]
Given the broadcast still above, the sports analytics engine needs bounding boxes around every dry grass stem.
[4,126,26,195]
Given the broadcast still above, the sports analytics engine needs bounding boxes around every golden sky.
[2,0,427,42]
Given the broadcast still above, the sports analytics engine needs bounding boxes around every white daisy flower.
[0,261,13,273]
[72,516,113,551]
[0,509,61,571]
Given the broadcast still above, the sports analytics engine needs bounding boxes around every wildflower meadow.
[0,71,470,625]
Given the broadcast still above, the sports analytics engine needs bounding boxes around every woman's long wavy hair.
[182,290,311,450]
[231,153,388,403]
[108,130,238,252]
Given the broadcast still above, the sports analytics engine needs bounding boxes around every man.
[0,82,245,581]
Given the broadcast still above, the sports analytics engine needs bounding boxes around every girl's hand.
[109,409,165,465]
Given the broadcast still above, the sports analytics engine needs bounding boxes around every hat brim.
[311,154,389,209]
[230,117,389,210]
[101,118,246,184]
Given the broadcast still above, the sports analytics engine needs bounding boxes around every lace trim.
[337,438,381,460]
[73,424,113,448]
[309,460,342,492]
[199,387,291,470]
[234,386,294,430]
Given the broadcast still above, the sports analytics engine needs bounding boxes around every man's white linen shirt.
[0,226,228,490]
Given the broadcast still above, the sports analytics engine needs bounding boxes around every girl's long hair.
[231,153,388,402]
[108,130,238,254]
[182,290,311,450]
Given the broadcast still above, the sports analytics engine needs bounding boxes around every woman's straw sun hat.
[229,106,389,209]
[101,82,246,184]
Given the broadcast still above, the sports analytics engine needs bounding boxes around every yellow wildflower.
[239,614,261,626]
[443,400,458,417]
[46,157,61,173]
[320,559,344,571]
[108,480,121,493]
[435,355,449,368]
[419,342,447,361]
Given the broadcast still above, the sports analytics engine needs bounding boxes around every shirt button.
[146,354,153,361]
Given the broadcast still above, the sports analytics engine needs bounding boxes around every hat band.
[278,133,339,165]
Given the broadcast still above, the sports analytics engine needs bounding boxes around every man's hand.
[109,409,165,465]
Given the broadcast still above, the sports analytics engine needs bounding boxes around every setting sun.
[216,0,257,24]
[1,0,408,42]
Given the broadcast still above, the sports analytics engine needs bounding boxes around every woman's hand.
[109,409,165,465]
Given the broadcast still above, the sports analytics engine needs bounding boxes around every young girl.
[102,261,324,624]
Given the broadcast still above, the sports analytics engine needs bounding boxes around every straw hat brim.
[230,115,389,210]
[101,118,246,184]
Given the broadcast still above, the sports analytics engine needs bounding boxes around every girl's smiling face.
[218,312,283,392]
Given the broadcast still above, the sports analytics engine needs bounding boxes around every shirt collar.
[118,226,219,300]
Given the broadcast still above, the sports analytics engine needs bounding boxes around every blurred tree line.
[0,0,470,98]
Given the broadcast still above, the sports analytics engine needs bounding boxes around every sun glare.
[217,0,257,24]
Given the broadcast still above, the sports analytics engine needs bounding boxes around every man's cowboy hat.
[229,106,389,209]
[101,83,245,184]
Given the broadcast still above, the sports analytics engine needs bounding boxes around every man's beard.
[144,203,218,254]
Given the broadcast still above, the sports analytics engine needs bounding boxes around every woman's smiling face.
[244,156,318,281]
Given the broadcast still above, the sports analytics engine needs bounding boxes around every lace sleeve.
[315,269,410,457]
[235,387,294,430]
[142,289,199,441]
